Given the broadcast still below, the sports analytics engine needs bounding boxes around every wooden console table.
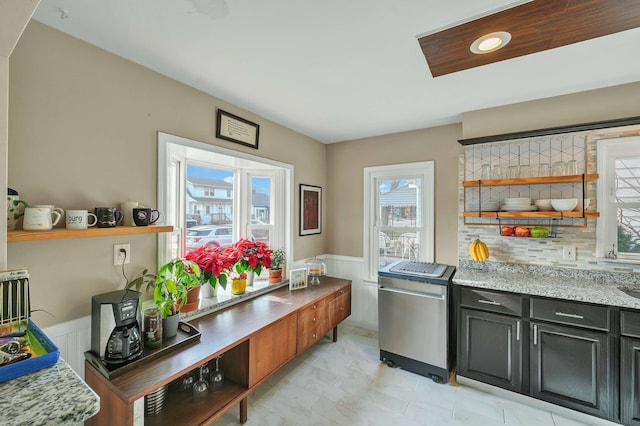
[85,277,351,425]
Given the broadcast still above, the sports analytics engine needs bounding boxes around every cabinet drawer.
[621,311,640,338]
[460,287,522,316]
[530,297,610,331]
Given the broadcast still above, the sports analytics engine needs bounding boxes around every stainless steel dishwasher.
[378,260,456,383]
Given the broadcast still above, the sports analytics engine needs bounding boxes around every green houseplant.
[268,248,286,283]
[153,258,201,337]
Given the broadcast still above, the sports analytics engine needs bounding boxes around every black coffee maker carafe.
[91,290,144,370]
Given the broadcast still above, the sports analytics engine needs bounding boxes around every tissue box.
[0,270,60,383]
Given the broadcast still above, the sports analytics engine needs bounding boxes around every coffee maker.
[91,290,143,369]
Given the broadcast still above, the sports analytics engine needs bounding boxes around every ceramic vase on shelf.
[201,281,218,298]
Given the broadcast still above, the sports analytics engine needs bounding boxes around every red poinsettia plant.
[185,246,234,290]
[226,238,272,277]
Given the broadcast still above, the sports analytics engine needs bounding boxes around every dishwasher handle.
[378,285,445,301]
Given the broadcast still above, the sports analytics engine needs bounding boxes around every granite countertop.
[453,261,640,310]
[0,358,99,425]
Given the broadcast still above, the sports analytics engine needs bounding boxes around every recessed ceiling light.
[470,31,511,54]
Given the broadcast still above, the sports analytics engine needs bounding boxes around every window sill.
[598,257,640,266]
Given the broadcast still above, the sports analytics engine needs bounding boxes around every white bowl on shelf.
[534,199,553,211]
[551,198,578,212]
[573,198,591,212]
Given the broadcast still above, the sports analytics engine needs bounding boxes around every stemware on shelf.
[210,355,224,393]
[193,364,209,402]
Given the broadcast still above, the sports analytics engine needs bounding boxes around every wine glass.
[193,365,209,402]
[210,355,224,392]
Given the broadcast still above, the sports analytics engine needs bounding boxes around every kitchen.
[2,1,640,425]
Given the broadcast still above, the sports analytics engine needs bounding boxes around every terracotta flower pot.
[268,268,283,283]
[180,286,201,312]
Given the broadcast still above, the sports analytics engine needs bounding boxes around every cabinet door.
[458,308,523,393]
[331,289,351,328]
[622,337,640,426]
[249,313,297,387]
[530,322,613,420]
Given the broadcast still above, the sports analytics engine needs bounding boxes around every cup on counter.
[23,206,62,231]
[143,308,162,349]
[133,208,160,226]
[121,202,139,227]
[66,210,98,229]
[95,207,123,228]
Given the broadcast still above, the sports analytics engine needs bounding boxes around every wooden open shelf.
[462,174,599,187]
[8,225,173,243]
[463,211,600,219]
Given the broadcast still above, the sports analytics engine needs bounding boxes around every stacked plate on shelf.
[501,197,537,212]
[466,201,500,212]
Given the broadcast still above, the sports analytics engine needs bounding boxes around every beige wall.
[462,82,640,139]
[8,21,326,327]
[326,124,463,266]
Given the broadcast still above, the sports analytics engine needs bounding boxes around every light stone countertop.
[453,261,640,310]
[0,358,99,425]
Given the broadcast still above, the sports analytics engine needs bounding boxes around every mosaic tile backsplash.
[458,127,640,274]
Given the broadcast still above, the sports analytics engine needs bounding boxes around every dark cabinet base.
[622,337,640,426]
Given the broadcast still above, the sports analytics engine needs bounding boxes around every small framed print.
[289,268,307,291]
[216,109,260,149]
[299,184,322,235]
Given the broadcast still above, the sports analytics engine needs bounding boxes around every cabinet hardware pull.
[516,321,520,341]
[555,312,584,320]
[378,286,445,301]
[478,299,501,306]
[533,325,538,345]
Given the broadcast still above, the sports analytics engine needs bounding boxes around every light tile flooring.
[214,325,616,426]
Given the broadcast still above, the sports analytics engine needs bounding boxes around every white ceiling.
[31,0,640,143]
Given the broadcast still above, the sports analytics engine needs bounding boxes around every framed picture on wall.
[299,184,322,235]
[216,109,260,149]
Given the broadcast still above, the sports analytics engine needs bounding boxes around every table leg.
[240,397,248,424]
[332,325,338,342]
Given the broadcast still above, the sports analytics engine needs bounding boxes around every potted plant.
[185,246,232,298]
[153,258,201,337]
[226,239,272,294]
[268,248,286,283]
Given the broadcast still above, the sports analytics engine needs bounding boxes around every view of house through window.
[364,162,434,280]
[158,133,291,281]
[597,135,640,260]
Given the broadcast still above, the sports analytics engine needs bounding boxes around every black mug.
[133,208,160,226]
[95,207,124,228]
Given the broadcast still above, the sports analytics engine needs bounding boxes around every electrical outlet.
[114,243,131,265]
[563,246,576,261]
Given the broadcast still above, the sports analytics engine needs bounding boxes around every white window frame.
[158,132,293,265]
[596,135,640,260]
[363,161,435,281]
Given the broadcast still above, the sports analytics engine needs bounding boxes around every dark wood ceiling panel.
[418,0,640,77]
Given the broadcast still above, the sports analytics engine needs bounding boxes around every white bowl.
[551,198,578,212]
[534,199,553,211]
[573,198,591,212]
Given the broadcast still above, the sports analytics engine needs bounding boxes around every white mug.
[33,204,65,219]
[121,202,139,227]
[66,210,98,229]
[23,207,62,231]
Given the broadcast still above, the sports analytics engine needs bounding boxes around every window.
[596,136,640,260]
[363,162,434,280]
[158,132,293,271]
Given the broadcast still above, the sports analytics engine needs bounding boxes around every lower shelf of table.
[144,381,247,426]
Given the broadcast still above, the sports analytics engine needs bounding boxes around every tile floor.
[214,325,617,426]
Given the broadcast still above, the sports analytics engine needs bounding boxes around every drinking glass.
[481,164,492,180]
[566,160,578,175]
[518,164,530,178]
[210,355,224,393]
[507,166,519,179]
[492,165,504,179]
[538,163,550,177]
[193,365,209,402]
[552,161,566,176]
[180,373,195,393]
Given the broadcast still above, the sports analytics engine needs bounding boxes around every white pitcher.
[23,207,62,231]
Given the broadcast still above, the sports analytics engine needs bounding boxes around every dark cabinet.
[621,310,640,426]
[458,308,524,393]
[529,321,614,420]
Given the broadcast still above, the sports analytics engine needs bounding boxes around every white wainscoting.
[41,255,378,380]
[43,315,91,379]
[322,255,378,332]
